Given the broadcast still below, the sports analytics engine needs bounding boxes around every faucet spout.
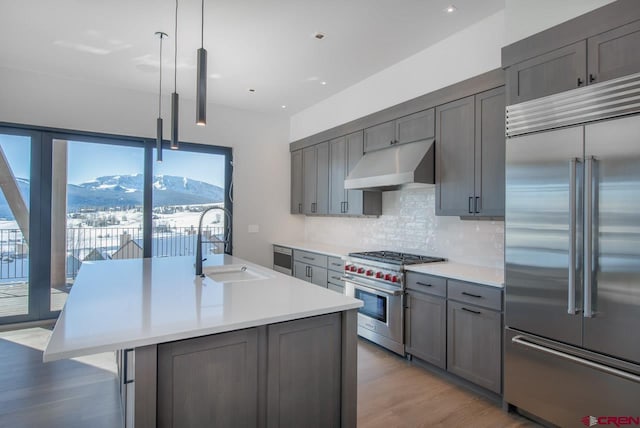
[195,206,232,277]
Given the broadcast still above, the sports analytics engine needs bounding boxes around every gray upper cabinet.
[364,120,395,152]
[436,95,476,216]
[364,109,435,152]
[447,300,502,394]
[302,142,329,215]
[405,290,446,369]
[329,131,382,216]
[291,150,303,214]
[587,19,640,84]
[506,41,587,105]
[395,109,435,145]
[474,86,506,217]
[436,88,505,217]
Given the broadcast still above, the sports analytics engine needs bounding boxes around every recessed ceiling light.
[444,5,457,13]
[248,88,256,93]
[314,32,326,40]
[320,81,327,85]
[281,105,287,109]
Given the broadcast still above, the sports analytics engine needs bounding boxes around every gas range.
[343,251,445,356]
[343,251,445,288]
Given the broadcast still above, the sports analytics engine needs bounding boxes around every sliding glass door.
[0,130,35,323]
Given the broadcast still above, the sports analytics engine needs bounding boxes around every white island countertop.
[405,262,504,288]
[44,255,362,362]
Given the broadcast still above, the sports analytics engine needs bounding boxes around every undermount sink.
[203,265,267,283]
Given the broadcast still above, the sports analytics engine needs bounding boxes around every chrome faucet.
[195,206,232,277]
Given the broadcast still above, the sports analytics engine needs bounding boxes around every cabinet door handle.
[123,349,134,384]
[344,201,348,213]
[416,281,432,287]
[589,74,597,83]
[468,196,473,214]
[309,266,313,278]
[390,140,394,145]
[311,202,316,213]
[461,291,483,299]
[577,77,584,87]
[475,196,480,214]
[461,307,482,315]
[298,203,302,213]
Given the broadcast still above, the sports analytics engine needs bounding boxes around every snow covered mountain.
[0,174,224,218]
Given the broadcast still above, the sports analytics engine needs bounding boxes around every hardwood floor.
[357,339,537,428]
[0,328,536,427]
[0,328,122,428]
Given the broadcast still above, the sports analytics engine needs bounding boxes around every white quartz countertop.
[44,255,362,362]
[405,262,504,288]
[273,241,364,258]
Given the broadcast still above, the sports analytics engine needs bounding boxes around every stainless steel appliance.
[343,251,444,355]
[272,245,293,275]
[504,72,640,426]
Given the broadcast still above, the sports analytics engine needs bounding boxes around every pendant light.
[196,0,207,126]
[155,31,167,162]
[170,0,179,150]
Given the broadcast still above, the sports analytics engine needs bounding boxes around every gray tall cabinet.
[435,86,506,217]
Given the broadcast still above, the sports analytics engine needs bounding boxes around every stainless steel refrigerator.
[504,72,640,427]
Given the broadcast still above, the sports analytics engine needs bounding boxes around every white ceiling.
[0,0,504,114]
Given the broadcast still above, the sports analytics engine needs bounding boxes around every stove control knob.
[375,272,383,279]
[357,267,365,274]
[366,270,373,276]
[344,265,350,271]
[384,273,392,281]
[391,275,399,283]
[350,266,357,272]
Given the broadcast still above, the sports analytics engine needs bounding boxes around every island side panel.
[266,312,342,428]
[341,309,358,428]
[134,344,157,428]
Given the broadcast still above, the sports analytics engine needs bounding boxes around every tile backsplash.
[304,187,504,269]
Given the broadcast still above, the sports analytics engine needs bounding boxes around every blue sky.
[0,136,226,187]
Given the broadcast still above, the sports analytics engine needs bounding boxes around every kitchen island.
[44,255,362,428]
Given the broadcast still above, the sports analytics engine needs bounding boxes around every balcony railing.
[0,226,226,283]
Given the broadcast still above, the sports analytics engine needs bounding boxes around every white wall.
[0,66,304,267]
[504,0,616,45]
[289,10,505,141]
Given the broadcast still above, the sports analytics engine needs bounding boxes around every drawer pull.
[302,256,314,261]
[331,276,341,281]
[416,281,432,287]
[461,291,483,299]
[461,307,482,315]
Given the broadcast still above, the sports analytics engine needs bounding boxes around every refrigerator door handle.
[584,156,594,318]
[568,158,578,315]
[511,335,640,384]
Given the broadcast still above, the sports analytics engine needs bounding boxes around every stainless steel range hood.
[344,139,435,191]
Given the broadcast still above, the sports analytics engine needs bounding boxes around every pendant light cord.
[158,35,163,117]
[201,0,204,48]
[174,0,178,91]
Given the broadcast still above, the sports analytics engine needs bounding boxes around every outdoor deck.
[0,282,67,317]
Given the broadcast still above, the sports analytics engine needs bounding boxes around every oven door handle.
[342,277,404,296]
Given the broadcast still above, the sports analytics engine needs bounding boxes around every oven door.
[344,276,404,353]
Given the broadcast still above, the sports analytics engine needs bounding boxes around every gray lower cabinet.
[154,312,351,428]
[157,328,260,427]
[436,87,505,217]
[405,290,446,369]
[506,41,587,105]
[587,19,640,84]
[303,142,329,215]
[291,150,303,214]
[267,313,342,428]
[447,300,502,394]
[294,261,328,287]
